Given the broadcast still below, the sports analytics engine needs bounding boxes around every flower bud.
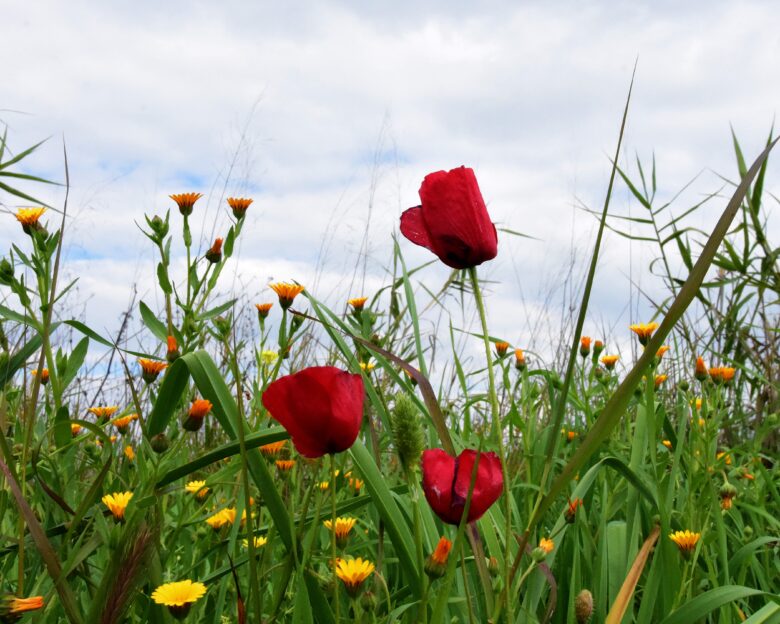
[494,341,509,358]
[678,379,689,391]
[514,348,526,371]
[424,537,452,579]
[592,340,604,358]
[390,392,424,474]
[205,238,223,264]
[487,555,500,577]
[694,357,708,381]
[212,316,231,339]
[150,433,170,454]
[166,336,180,363]
[579,336,591,358]
[575,589,594,623]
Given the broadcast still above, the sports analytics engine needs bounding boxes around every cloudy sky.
[1,0,778,373]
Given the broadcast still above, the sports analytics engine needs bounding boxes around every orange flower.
[563,429,577,442]
[184,399,212,431]
[579,336,591,357]
[539,537,554,554]
[654,374,668,389]
[169,192,202,216]
[424,536,453,578]
[656,345,670,359]
[260,440,286,457]
[31,368,50,385]
[494,341,510,357]
[124,445,135,461]
[139,358,167,383]
[71,423,83,436]
[694,356,708,381]
[15,207,46,233]
[348,477,364,493]
[323,516,357,548]
[113,414,138,433]
[514,348,526,371]
[275,459,296,473]
[255,302,273,320]
[205,238,223,263]
[348,297,368,311]
[600,354,619,370]
[102,491,133,521]
[565,498,583,523]
[227,197,253,219]
[716,451,732,465]
[88,406,119,422]
[2,595,44,617]
[662,440,672,450]
[709,366,735,384]
[629,322,659,346]
[269,282,305,309]
[166,335,180,362]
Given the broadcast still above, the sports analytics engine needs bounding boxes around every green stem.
[330,454,340,623]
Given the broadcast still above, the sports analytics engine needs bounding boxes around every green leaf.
[139,300,169,342]
[197,298,236,321]
[659,586,770,624]
[156,261,172,294]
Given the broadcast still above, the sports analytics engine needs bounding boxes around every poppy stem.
[330,454,340,623]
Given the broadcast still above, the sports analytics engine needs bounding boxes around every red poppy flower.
[421,448,503,524]
[400,166,498,269]
[261,366,364,458]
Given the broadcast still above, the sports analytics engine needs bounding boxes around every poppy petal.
[400,205,434,252]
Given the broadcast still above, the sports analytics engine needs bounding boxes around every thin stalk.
[330,453,340,623]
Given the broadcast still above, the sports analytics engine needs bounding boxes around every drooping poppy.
[261,366,364,458]
[421,448,503,524]
[400,166,498,269]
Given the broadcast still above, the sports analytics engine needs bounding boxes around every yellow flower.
[348,297,368,311]
[669,530,700,556]
[242,536,268,549]
[600,354,619,370]
[88,406,119,421]
[269,282,305,309]
[629,322,659,346]
[539,537,554,554]
[662,440,672,450]
[138,358,167,383]
[71,423,82,436]
[359,361,376,372]
[113,414,138,432]
[260,350,278,365]
[15,207,46,233]
[694,398,703,410]
[31,368,50,384]
[318,481,330,490]
[334,557,375,597]
[227,196,253,219]
[102,491,133,521]
[151,580,207,619]
[495,341,510,357]
[255,302,273,320]
[260,440,286,457]
[654,374,668,389]
[205,510,230,530]
[185,480,209,500]
[124,445,135,461]
[169,192,203,216]
[324,516,357,547]
[656,345,670,358]
[716,452,732,465]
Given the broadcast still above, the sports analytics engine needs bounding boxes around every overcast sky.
[1,0,778,374]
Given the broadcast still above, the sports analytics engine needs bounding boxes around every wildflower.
[276,459,296,473]
[579,336,591,357]
[255,302,273,320]
[31,368,49,385]
[740,471,755,481]
[227,196,253,220]
[334,557,375,597]
[1,594,44,620]
[124,446,135,461]
[716,452,732,465]
[205,237,223,264]
[359,361,376,372]
[242,535,268,549]
[669,530,700,558]
[71,423,82,436]
[348,297,368,312]
[391,392,424,473]
[400,166,497,269]
[151,580,207,619]
[654,374,668,389]
[102,491,133,522]
[600,355,619,370]
[421,448,503,525]
[183,399,212,432]
[166,335,180,362]
[318,481,330,491]
[487,555,500,576]
[694,357,708,381]
[662,440,672,450]
[424,536,452,578]
[629,322,659,346]
[532,537,554,561]
[88,406,119,422]
[323,516,357,548]
[14,207,46,234]
[268,282,305,310]
[262,366,364,458]
[259,440,286,457]
[563,429,577,442]
[113,413,138,434]
[565,498,583,524]
[709,366,735,384]
[575,590,594,624]
[720,482,737,511]
[138,358,167,384]
[260,350,278,365]
[150,433,170,454]
[349,477,364,493]
[514,348,526,371]
[185,480,209,500]
[169,192,203,216]
[656,345,670,359]
[494,341,509,358]
[205,509,231,530]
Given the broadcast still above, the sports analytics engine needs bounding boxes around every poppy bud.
[575,590,594,623]
[205,238,223,264]
[262,366,364,458]
[421,448,503,525]
[390,393,424,474]
[400,166,497,269]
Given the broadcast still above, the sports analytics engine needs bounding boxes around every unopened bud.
[575,589,594,623]
[150,433,170,454]
[390,392,424,474]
